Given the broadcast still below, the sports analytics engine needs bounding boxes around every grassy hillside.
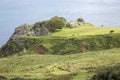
[0,48,120,80]
[1,26,120,57]
[0,26,120,80]
[50,26,120,37]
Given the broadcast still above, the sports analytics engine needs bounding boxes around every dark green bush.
[91,64,120,80]
[45,16,66,32]
[77,18,85,23]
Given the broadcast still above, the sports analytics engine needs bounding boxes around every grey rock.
[11,24,34,41]
[34,26,50,36]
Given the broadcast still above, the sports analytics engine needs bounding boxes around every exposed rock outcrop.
[11,24,34,41]
[67,21,85,28]
[10,23,51,42]
[34,26,50,36]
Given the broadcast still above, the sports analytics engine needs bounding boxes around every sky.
[0,0,120,46]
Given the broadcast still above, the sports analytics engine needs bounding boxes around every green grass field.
[50,26,120,37]
[0,48,120,80]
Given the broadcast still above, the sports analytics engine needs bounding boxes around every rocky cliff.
[10,23,51,41]
[0,16,87,57]
[11,24,34,41]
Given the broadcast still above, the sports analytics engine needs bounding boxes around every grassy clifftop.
[50,26,120,37]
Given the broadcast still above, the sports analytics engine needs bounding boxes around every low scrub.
[91,64,120,80]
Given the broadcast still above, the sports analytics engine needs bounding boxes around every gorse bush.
[91,64,120,80]
[77,18,85,23]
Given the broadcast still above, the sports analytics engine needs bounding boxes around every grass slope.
[0,48,120,80]
[50,26,120,37]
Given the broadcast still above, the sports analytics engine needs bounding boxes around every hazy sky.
[0,0,120,46]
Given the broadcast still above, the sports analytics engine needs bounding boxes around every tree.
[77,18,85,23]
[45,16,66,32]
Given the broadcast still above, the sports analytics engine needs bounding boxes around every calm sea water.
[0,0,120,46]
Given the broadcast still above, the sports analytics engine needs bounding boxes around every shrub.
[91,64,120,80]
[45,16,66,32]
[77,18,85,23]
